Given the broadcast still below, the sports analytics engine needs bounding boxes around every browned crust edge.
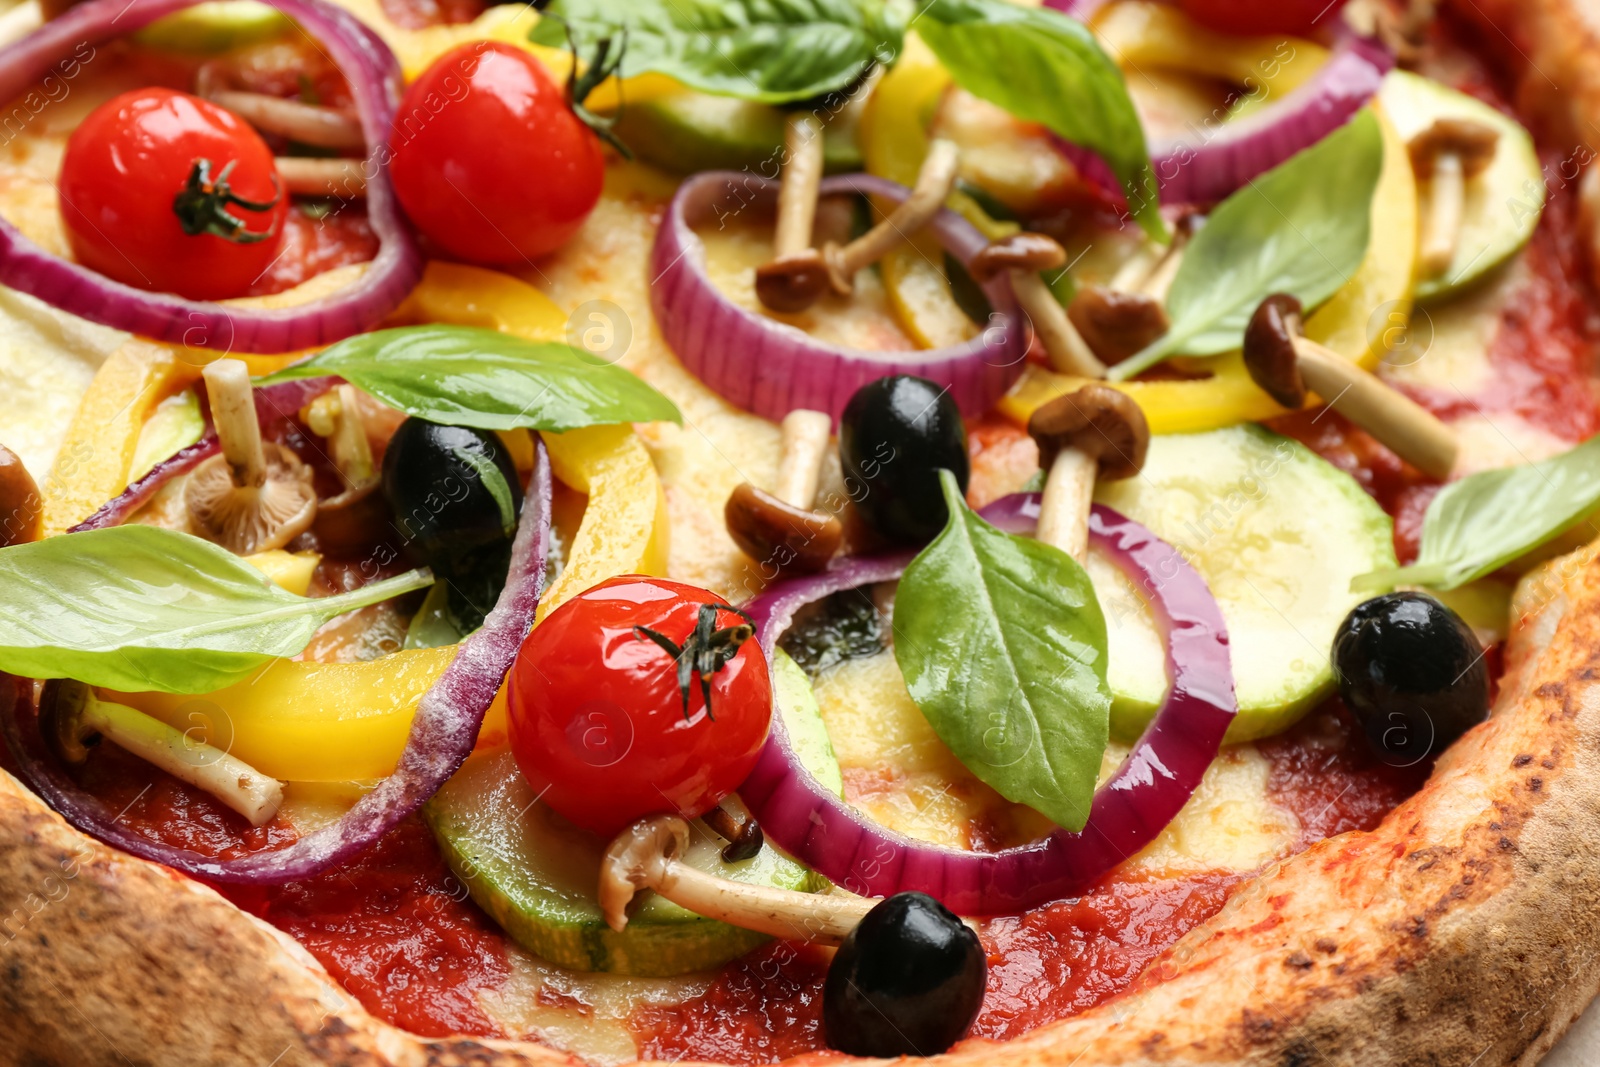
[9,2,1600,1063]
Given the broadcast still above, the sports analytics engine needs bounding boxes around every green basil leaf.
[0,526,433,694]
[531,0,907,104]
[256,326,681,432]
[892,471,1110,832]
[1110,109,1384,380]
[914,0,1163,240]
[1354,435,1600,593]
[452,446,516,536]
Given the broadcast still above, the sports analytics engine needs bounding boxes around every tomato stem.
[633,602,755,722]
[172,157,281,244]
[559,22,634,160]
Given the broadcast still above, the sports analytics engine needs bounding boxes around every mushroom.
[275,157,366,199]
[815,139,963,304]
[600,814,875,942]
[702,801,765,863]
[0,442,40,547]
[186,358,317,554]
[755,113,831,313]
[1243,293,1458,479]
[1026,384,1150,562]
[1407,118,1500,279]
[1067,215,1202,366]
[207,90,364,150]
[970,232,1107,378]
[304,384,385,554]
[724,408,843,575]
[39,680,284,826]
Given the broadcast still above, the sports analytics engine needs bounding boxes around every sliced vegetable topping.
[0,0,422,352]
[0,436,552,883]
[507,576,772,838]
[739,498,1235,914]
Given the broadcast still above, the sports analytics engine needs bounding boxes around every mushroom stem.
[1139,243,1185,303]
[203,359,266,489]
[823,139,961,295]
[309,385,378,493]
[275,157,366,198]
[1011,271,1107,379]
[1292,337,1459,479]
[600,815,874,943]
[1035,448,1098,563]
[774,114,825,260]
[209,91,364,150]
[772,408,832,510]
[73,685,283,826]
[1418,150,1464,278]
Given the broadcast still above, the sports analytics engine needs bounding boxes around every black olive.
[823,891,986,1057]
[381,418,521,580]
[839,376,969,544]
[1331,592,1490,765]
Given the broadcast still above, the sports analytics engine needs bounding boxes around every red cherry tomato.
[389,42,604,266]
[1175,0,1349,36]
[508,576,772,839]
[58,88,287,301]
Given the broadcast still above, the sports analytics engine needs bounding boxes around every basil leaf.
[892,471,1110,832]
[452,446,516,536]
[532,0,906,104]
[257,326,681,432]
[404,581,468,650]
[1110,109,1384,380]
[0,526,433,694]
[913,0,1163,240]
[1354,435,1600,593]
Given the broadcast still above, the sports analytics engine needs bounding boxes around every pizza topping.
[823,892,987,1058]
[821,140,963,303]
[382,418,520,577]
[1331,592,1490,763]
[202,88,364,150]
[1242,293,1458,480]
[0,444,41,548]
[1407,118,1500,280]
[724,409,843,576]
[839,376,971,545]
[39,679,284,826]
[185,359,318,555]
[0,0,423,352]
[971,232,1107,378]
[303,385,384,555]
[740,499,1234,913]
[754,113,831,314]
[1065,284,1169,369]
[507,576,772,839]
[1026,384,1149,562]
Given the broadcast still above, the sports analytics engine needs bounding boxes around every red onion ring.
[1,439,551,883]
[70,376,339,532]
[0,0,421,353]
[739,496,1235,915]
[651,172,1028,423]
[1058,34,1393,205]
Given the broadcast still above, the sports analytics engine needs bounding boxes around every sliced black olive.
[823,891,986,1057]
[381,418,521,581]
[839,376,969,544]
[1332,592,1490,765]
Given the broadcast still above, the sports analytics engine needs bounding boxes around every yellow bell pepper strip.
[392,261,566,341]
[244,550,323,595]
[1000,102,1419,434]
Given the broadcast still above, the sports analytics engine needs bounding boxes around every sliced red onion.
[652,172,1028,423]
[1043,0,1110,20]
[0,0,421,352]
[1,440,551,883]
[739,496,1235,915]
[1059,34,1393,206]
[70,376,339,532]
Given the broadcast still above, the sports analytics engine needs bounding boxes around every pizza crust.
[8,1,1600,1062]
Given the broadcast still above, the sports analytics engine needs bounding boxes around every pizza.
[2,0,1600,1063]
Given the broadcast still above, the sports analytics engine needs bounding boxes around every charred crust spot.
[1284,951,1314,971]
[1530,777,1544,792]
[1537,682,1564,699]
[1406,916,1428,939]
[1514,754,1534,767]
[1314,937,1338,954]
[1499,836,1516,851]
[1240,1008,1278,1043]
[1543,757,1558,770]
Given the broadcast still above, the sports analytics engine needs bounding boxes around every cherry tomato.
[1175,0,1349,36]
[508,576,772,838]
[389,42,604,266]
[59,88,286,301]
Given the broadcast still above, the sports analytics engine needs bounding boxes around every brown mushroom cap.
[37,680,95,766]
[725,482,843,575]
[1407,118,1500,179]
[185,442,317,555]
[1026,383,1150,482]
[1066,285,1171,365]
[755,249,831,313]
[0,443,41,547]
[968,232,1069,284]
[1242,293,1308,409]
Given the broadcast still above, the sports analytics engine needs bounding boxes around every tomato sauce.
[245,206,380,298]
